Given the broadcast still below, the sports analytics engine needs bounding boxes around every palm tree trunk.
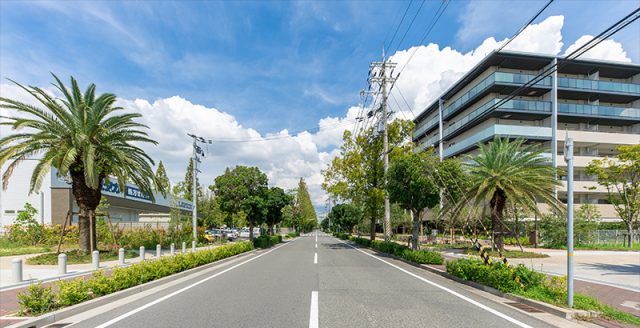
[490,189,507,256]
[70,170,102,253]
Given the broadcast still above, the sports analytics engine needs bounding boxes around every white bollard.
[182,241,186,253]
[156,244,162,258]
[11,258,23,283]
[140,246,145,261]
[118,248,125,265]
[92,250,100,270]
[170,243,175,256]
[192,240,196,252]
[58,253,67,275]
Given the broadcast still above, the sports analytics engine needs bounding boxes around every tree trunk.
[411,210,420,251]
[627,221,633,248]
[71,170,102,253]
[490,189,507,256]
[249,222,254,241]
[369,217,376,241]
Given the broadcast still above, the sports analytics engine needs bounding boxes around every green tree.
[155,161,170,196]
[281,204,300,230]
[327,203,361,233]
[297,178,317,232]
[322,120,414,240]
[0,75,161,252]
[213,166,268,240]
[452,138,562,255]
[586,144,639,247]
[386,151,440,250]
[14,203,43,245]
[173,158,202,201]
[264,187,292,234]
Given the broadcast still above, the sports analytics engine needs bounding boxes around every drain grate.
[506,302,544,313]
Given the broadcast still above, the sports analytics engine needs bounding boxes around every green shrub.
[370,240,408,256]
[349,236,371,247]
[285,232,300,239]
[57,279,90,306]
[401,249,444,265]
[446,258,545,293]
[17,283,56,315]
[86,271,114,296]
[17,242,255,316]
[334,232,349,240]
[252,235,281,248]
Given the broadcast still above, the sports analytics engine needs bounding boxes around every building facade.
[0,160,192,231]
[413,51,640,220]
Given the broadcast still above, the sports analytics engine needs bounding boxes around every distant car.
[204,230,216,242]
[238,227,261,238]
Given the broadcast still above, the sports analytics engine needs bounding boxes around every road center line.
[314,252,318,264]
[315,243,317,249]
[338,239,534,328]
[309,291,318,328]
[90,240,296,328]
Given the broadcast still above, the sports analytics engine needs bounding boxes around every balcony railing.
[414,71,551,138]
[558,103,640,119]
[443,99,551,138]
[558,77,640,95]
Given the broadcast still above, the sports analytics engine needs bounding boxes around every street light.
[564,136,574,308]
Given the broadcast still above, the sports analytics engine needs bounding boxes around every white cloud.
[2,14,634,211]
[564,35,631,62]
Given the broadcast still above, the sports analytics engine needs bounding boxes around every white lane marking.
[309,291,318,328]
[338,239,534,328]
[315,243,317,249]
[91,241,296,328]
[314,252,318,264]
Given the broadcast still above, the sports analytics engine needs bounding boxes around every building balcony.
[413,71,551,140]
[558,103,640,124]
[557,130,640,145]
[442,124,552,158]
[443,98,550,139]
[558,77,640,103]
[558,180,607,193]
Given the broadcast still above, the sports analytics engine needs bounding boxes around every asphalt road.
[61,232,561,328]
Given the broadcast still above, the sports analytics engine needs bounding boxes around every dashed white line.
[314,252,318,264]
[338,239,534,328]
[309,291,318,328]
[89,241,295,328]
[315,243,317,249]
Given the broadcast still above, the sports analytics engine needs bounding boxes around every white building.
[0,160,192,231]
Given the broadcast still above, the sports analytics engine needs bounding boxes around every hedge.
[346,236,443,265]
[17,241,254,316]
[252,235,282,249]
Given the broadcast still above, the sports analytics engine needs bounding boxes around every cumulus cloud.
[1,15,634,211]
[564,35,631,62]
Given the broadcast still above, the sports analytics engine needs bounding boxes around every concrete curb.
[346,240,594,321]
[6,244,268,328]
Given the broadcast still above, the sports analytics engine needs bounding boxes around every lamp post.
[564,137,574,308]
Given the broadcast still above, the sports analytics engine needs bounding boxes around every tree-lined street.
[40,232,573,328]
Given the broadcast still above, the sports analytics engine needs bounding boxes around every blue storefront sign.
[102,181,121,194]
[125,186,152,201]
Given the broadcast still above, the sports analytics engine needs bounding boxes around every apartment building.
[413,51,640,221]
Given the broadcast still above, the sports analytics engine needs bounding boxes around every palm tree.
[0,75,162,252]
[453,137,563,255]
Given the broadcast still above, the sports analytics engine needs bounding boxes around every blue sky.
[2,1,637,135]
[1,0,639,209]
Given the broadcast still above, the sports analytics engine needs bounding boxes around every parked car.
[239,227,261,238]
[204,230,216,242]
[223,229,238,240]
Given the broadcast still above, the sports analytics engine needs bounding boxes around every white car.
[239,227,261,238]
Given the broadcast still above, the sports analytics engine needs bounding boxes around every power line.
[390,0,427,56]
[385,0,415,52]
[495,0,554,53]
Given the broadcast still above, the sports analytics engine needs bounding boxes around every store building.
[0,160,192,231]
[413,50,640,221]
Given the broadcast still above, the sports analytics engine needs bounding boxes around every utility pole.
[187,134,212,243]
[369,47,396,242]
